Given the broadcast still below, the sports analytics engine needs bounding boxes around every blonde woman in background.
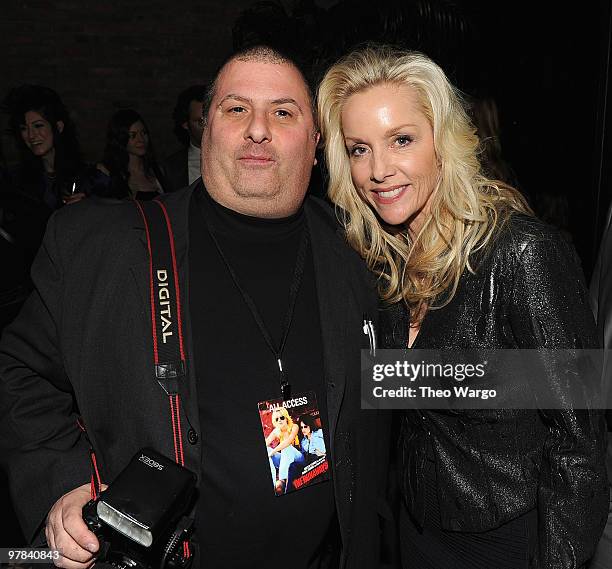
[318,44,608,569]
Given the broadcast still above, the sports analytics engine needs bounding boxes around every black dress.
[380,214,608,569]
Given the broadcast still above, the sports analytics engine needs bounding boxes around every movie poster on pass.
[257,391,329,496]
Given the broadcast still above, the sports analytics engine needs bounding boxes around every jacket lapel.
[305,200,349,444]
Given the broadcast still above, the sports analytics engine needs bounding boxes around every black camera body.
[82,448,197,569]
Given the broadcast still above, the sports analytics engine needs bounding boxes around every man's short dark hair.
[202,45,316,127]
[172,84,207,145]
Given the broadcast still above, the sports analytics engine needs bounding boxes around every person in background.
[318,44,608,569]
[1,95,71,547]
[91,109,168,201]
[3,84,87,211]
[470,95,518,188]
[590,202,612,569]
[162,85,207,192]
[531,191,574,245]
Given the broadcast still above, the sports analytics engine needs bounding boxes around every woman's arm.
[509,222,608,569]
[268,424,299,456]
[95,162,110,176]
[310,430,326,456]
[265,428,279,447]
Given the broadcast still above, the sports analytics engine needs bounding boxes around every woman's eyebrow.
[343,136,367,145]
[385,124,418,136]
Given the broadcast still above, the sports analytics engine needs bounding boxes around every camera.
[82,448,197,569]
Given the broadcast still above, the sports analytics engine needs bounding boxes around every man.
[162,85,207,192]
[0,46,390,568]
[590,203,612,569]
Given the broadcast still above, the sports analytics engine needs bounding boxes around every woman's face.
[300,422,311,438]
[341,83,439,234]
[272,411,289,430]
[126,120,149,157]
[20,111,58,159]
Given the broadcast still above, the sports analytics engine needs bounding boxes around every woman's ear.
[56,120,65,134]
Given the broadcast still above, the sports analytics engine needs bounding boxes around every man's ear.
[182,121,189,131]
[56,120,65,134]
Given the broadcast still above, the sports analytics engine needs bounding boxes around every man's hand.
[46,482,108,568]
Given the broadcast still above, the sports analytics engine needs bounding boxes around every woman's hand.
[63,192,86,205]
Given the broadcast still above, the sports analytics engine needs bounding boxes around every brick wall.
[0,0,256,166]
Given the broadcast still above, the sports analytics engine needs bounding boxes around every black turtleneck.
[189,188,335,567]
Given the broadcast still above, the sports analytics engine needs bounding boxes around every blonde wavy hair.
[317,45,532,319]
[271,407,295,443]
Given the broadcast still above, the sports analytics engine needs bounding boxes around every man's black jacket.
[0,182,391,568]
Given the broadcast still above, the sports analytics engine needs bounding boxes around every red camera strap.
[77,417,103,500]
[134,199,187,467]
[78,199,191,561]
[81,199,188,488]
[135,199,191,561]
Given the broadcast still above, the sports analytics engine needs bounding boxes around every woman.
[318,45,608,568]
[92,109,168,200]
[266,406,304,495]
[4,84,86,211]
[299,414,326,461]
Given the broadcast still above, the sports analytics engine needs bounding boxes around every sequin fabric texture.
[380,214,609,568]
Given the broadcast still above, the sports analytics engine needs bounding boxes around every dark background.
[2,0,611,273]
[1,0,611,547]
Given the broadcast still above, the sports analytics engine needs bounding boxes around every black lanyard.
[205,216,309,401]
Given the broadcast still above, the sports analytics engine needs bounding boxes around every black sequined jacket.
[380,214,609,569]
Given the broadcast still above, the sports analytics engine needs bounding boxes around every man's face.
[183,99,204,147]
[202,59,319,218]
